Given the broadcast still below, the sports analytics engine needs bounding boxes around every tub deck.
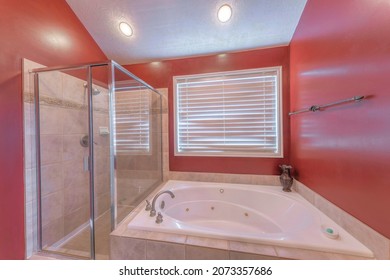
[110,180,374,260]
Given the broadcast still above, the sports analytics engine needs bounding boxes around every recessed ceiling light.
[217,4,232,23]
[119,22,133,37]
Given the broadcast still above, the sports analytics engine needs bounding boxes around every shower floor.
[50,206,133,259]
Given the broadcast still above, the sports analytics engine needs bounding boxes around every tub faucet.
[279,165,293,192]
[150,190,175,217]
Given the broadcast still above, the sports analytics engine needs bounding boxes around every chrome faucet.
[149,190,175,217]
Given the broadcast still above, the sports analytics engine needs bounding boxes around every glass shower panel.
[37,68,92,258]
[90,65,111,259]
[112,66,163,226]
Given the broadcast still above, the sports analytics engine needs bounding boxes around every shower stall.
[28,60,163,259]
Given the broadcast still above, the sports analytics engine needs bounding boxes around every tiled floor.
[28,254,59,260]
[28,252,78,260]
[40,206,133,260]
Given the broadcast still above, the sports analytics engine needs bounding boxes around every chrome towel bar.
[289,95,365,116]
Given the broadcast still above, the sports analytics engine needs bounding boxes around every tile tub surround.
[110,179,381,260]
[110,214,286,260]
[293,180,390,260]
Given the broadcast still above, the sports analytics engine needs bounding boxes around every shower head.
[83,83,101,95]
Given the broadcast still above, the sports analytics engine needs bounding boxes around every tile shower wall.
[24,59,42,258]
[23,59,110,257]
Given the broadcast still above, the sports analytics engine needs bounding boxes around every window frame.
[173,66,283,158]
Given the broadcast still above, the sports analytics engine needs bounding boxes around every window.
[174,67,283,157]
[113,89,151,154]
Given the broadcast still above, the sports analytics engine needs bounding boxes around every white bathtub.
[127,180,373,258]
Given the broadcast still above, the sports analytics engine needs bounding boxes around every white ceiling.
[66,0,307,65]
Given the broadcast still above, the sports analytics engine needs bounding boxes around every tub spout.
[150,190,175,217]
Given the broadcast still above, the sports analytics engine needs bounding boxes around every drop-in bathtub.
[127,180,373,258]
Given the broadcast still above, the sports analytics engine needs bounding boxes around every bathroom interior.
[1,0,390,260]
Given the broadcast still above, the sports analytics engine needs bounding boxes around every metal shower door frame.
[31,60,161,259]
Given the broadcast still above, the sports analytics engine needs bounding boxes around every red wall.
[0,0,107,259]
[290,0,390,238]
[125,47,290,175]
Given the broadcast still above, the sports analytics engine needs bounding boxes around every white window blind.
[174,67,282,157]
[114,89,151,154]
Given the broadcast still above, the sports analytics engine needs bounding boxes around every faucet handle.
[145,200,152,211]
[155,212,163,224]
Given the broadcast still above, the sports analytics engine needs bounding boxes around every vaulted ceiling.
[66,0,307,64]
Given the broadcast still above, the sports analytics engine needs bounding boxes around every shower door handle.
[83,156,90,172]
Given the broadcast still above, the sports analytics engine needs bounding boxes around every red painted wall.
[125,47,290,175]
[290,0,390,238]
[0,0,107,259]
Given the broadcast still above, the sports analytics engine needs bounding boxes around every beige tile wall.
[23,59,43,258]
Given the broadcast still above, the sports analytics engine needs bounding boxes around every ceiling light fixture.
[119,22,133,37]
[217,4,232,23]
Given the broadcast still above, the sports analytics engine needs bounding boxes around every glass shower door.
[36,67,93,259]
[33,61,163,260]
